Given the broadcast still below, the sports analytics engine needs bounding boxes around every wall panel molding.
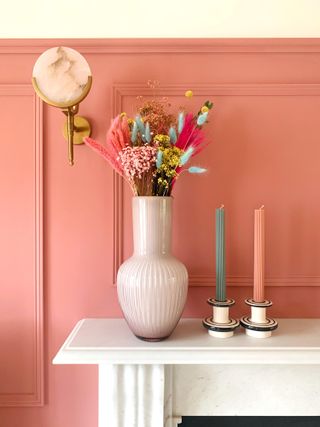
[0,84,43,406]
[112,82,320,287]
[2,38,320,54]
[189,275,320,287]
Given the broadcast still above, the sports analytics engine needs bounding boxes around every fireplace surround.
[53,318,320,427]
[181,417,320,426]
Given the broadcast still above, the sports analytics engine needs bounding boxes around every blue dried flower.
[169,126,177,144]
[178,112,185,134]
[131,121,138,143]
[135,115,145,134]
[145,122,151,143]
[156,150,163,169]
[180,146,194,166]
[197,112,208,126]
[188,166,207,174]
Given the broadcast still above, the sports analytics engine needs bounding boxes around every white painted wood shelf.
[53,318,320,365]
[53,319,320,427]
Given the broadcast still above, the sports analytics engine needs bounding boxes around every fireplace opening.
[181,417,320,426]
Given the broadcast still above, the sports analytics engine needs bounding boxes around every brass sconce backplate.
[62,116,91,145]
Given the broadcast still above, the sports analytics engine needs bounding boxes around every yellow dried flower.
[153,134,171,147]
[156,146,183,179]
[120,112,127,118]
[163,147,182,167]
[185,90,193,98]
[158,177,169,188]
[201,106,209,113]
[127,118,134,126]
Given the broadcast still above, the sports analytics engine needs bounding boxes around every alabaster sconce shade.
[32,46,92,165]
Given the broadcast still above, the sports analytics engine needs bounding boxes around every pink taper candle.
[253,206,265,302]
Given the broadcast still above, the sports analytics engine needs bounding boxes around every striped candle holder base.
[240,299,278,338]
[203,298,240,338]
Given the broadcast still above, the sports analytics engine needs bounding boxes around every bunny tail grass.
[188,166,207,174]
[131,121,138,143]
[197,111,208,126]
[179,146,194,166]
[156,150,163,169]
[145,122,151,143]
[135,115,145,134]
[169,126,177,144]
[178,112,185,134]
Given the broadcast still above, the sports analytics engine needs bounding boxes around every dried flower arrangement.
[84,89,213,196]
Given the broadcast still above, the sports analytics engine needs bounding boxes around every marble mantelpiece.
[53,319,320,426]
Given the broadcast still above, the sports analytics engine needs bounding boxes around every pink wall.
[1,38,320,426]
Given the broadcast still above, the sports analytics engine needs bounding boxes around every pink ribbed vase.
[117,196,188,341]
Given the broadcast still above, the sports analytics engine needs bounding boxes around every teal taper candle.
[216,206,226,301]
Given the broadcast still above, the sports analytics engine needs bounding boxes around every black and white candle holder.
[240,299,278,338]
[203,298,240,338]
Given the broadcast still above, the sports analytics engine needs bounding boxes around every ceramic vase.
[117,196,188,341]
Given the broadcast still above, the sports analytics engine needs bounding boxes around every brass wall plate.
[63,115,91,145]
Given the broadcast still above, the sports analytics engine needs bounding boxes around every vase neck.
[132,197,172,256]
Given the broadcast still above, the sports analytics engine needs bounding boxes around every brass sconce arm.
[63,106,77,166]
[61,105,91,166]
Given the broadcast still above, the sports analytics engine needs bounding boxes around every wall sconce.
[32,46,92,165]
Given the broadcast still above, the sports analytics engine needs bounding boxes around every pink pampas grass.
[83,115,132,176]
[83,136,124,176]
[175,113,207,157]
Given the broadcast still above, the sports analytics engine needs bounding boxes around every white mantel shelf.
[53,319,320,426]
[53,318,320,365]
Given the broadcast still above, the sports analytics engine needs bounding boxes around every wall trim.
[1,38,320,54]
[0,85,43,406]
[189,275,320,287]
[112,82,320,287]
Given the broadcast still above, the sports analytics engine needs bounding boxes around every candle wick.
[260,205,265,210]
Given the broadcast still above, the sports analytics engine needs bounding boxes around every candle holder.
[240,299,278,338]
[203,298,240,338]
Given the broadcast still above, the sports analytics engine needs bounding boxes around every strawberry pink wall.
[1,38,320,426]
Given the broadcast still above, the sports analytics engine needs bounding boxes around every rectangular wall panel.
[113,84,320,287]
[0,85,43,406]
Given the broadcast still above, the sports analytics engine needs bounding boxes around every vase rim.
[133,196,173,199]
